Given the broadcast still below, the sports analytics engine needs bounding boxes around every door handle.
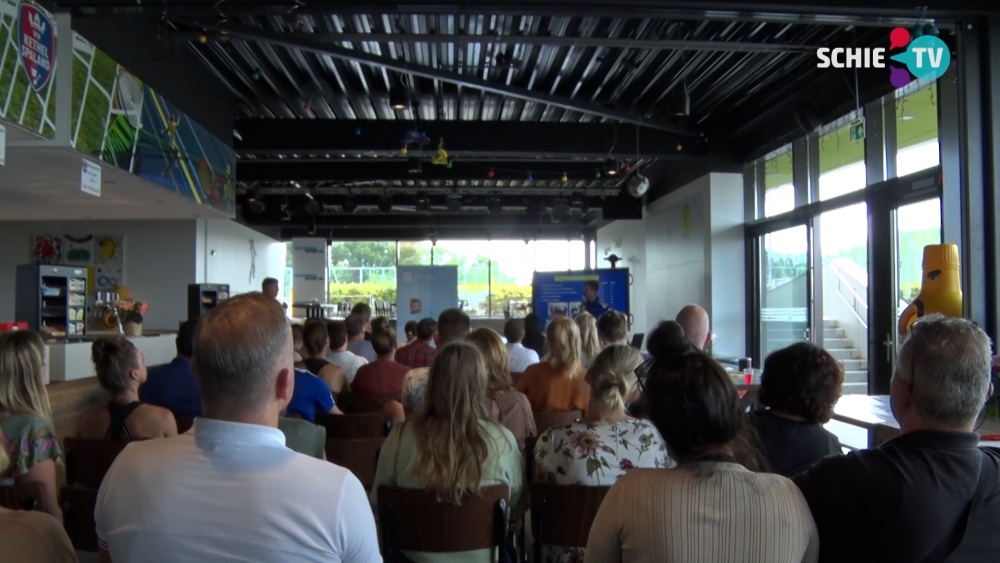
[884,333,893,363]
[803,327,811,340]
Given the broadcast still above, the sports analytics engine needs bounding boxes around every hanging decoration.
[487,168,496,178]
[562,172,568,182]
[430,138,450,166]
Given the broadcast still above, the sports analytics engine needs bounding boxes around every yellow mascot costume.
[898,244,963,337]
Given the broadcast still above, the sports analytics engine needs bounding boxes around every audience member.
[0,442,77,563]
[395,318,437,369]
[402,309,471,415]
[351,303,373,332]
[291,323,305,364]
[794,315,1000,562]
[262,277,280,300]
[504,319,540,374]
[596,310,630,346]
[346,314,377,362]
[301,320,348,394]
[523,313,547,358]
[631,320,696,399]
[325,321,367,383]
[141,320,202,417]
[78,336,177,441]
[580,280,609,318]
[675,304,712,350]
[403,320,418,344]
[575,312,601,365]
[277,416,327,460]
[352,326,410,396]
[515,318,591,415]
[467,328,536,451]
[0,331,63,521]
[370,317,390,337]
[537,344,671,562]
[371,342,526,562]
[286,367,339,422]
[96,293,380,562]
[751,342,843,476]
[585,349,817,563]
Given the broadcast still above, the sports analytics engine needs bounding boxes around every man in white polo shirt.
[95,293,380,562]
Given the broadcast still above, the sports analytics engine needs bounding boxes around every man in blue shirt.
[141,320,203,416]
[580,279,609,318]
[286,368,340,422]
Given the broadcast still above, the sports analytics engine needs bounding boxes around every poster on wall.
[31,234,123,290]
[93,235,124,290]
[62,235,94,265]
[33,235,62,263]
[292,238,328,304]
[532,269,630,328]
[396,266,459,330]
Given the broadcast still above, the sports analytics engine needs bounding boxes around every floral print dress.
[0,410,62,484]
[534,419,672,563]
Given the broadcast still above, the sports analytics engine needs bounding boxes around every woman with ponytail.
[77,336,176,440]
[534,344,670,563]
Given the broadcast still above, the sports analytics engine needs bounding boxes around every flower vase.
[123,322,143,336]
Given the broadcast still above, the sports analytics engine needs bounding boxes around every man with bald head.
[675,304,712,350]
[96,293,380,562]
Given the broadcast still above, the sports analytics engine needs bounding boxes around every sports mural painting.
[0,0,57,137]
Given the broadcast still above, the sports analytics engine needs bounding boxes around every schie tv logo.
[816,27,951,88]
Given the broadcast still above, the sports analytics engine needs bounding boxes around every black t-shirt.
[750,409,842,476]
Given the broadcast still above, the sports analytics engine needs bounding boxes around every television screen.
[532,269,630,327]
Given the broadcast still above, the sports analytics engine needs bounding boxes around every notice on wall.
[81,159,101,196]
[396,266,459,329]
[0,123,6,166]
[292,237,328,303]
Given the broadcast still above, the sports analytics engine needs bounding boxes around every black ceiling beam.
[278,225,587,241]
[250,211,591,228]
[235,120,691,158]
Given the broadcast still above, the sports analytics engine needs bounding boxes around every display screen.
[532,269,630,327]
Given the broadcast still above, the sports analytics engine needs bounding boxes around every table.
[44,333,177,383]
[832,395,1000,448]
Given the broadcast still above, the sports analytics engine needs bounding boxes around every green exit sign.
[849,119,866,143]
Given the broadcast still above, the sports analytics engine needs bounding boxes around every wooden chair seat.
[533,410,582,435]
[61,486,100,552]
[325,437,385,490]
[315,412,389,439]
[0,483,43,511]
[340,393,402,414]
[377,484,510,562]
[64,437,131,489]
[531,483,611,562]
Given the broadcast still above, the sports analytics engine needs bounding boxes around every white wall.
[199,219,285,296]
[707,173,747,358]
[596,219,647,340]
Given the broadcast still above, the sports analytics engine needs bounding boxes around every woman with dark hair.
[522,313,546,359]
[584,345,818,563]
[751,342,843,476]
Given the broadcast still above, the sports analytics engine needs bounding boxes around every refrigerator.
[15,264,89,338]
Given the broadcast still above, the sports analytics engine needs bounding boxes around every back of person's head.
[351,302,372,321]
[416,318,437,342]
[575,312,601,360]
[302,320,329,356]
[504,319,526,344]
[437,308,471,345]
[371,317,390,336]
[327,321,348,350]
[345,315,365,338]
[596,310,629,344]
[193,292,291,413]
[467,328,512,397]
[646,320,696,362]
[584,280,599,294]
[291,323,304,348]
[261,277,278,293]
[759,342,844,424]
[588,344,643,417]
[176,320,197,358]
[404,320,418,340]
[92,336,140,395]
[524,313,543,335]
[414,341,494,504]
[895,314,993,428]
[371,326,398,357]
[545,318,582,377]
[675,304,711,349]
[0,330,52,420]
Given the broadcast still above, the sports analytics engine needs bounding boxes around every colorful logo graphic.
[17,2,55,92]
[888,28,951,87]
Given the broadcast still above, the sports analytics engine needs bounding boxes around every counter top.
[45,333,178,383]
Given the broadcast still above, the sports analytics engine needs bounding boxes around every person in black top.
[301,320,348,394]
[750,342,843,476]
[522,313,546,359]
[793,314,1000,563]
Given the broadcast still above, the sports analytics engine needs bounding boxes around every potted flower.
[114,300,149,336]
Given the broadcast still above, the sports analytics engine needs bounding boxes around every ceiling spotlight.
[247,190,265,213]
[605,158,619,176]
[389,85,410,110]
[488,197,503,215]
[307,217,317,235]
[446,195,463,212]
[281,206,292,221]
[408,157,423,174]
[304,193,321,215]
[674,90,691,117]
[341,197,358,213]
[377,196,393,213]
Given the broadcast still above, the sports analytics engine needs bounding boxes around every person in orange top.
[515,318,591,415]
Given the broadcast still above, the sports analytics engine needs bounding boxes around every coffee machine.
[187,284,230,320]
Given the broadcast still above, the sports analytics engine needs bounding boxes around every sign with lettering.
[17,2,55,92]
[81,159,101,197]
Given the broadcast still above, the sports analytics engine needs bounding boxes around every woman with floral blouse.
[534,344,671,562]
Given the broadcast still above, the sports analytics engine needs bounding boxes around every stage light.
[389,85,409,110]
[377,197,393,213]
[341,198,358,213]
[304,193,320,215]
[446,195,463,212]
[605,159,619,176]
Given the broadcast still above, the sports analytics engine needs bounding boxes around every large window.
[896,83,939,177]
[763,146,794,217]
[329,241,398,305]
[819,113,867,200]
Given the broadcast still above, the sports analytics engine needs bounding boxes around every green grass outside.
[76,81,109,157]
[89,49,116,95]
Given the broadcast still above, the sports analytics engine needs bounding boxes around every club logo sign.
[17,2,55,92]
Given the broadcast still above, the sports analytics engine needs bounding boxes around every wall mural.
[32,234,125,291]
[0,0,57,138]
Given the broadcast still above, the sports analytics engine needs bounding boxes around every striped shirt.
[584,463,819,563]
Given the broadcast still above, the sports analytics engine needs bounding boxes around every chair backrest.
[64,438,131,489]
[174,414,196,434]
[341,393,401,414]
[533,410,582,434]
[61,486,99,552]
[524,435,540,483]
[326,437,385,490]
[0,483,44,511]
[531,483,611,561]
[315,412,388,439]
[377,484,509,560]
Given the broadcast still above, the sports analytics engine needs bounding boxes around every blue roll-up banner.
[396,266,459,329]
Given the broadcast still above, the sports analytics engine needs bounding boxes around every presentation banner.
[532,269,630,327]
[292,238,328,304]
[397,266,459,329]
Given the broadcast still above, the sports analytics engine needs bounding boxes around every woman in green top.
[0,330,63,521]
[371,341,526,563]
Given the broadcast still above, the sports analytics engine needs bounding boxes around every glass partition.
[819,116,867,200]
[896,84,940,177]
[763,146,794,217]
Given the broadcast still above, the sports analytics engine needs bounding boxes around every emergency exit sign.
[849,119,866,143]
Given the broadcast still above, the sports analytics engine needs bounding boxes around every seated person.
[794,315,1000,562]
[504,319,540,374]
[140,320,202,417]
[325,321,367,384]
[301,320,348,394]
[596,310,630,346]
[0,446,77,563]
[467,328,536,451]
[291,323,305,366]
[675,304,712,351]
[585,350,817,563]
[403,320,418,344]
[515,319,590,415]
[575,312,602,366]
[371,342,526,563]
[346,314,377,363]
[750,342,843,476]
[95,293,380,562]
[78,336,177,441]
[287,368,340,422]
[402,310,469,415]
[278,416,327,460]
[395,318,438,369]
[352,326,409,396]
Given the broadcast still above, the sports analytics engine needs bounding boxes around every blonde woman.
[515,318,591,415]
[371,342,526,563]
[575,312,601,365]
[467,328,537,451]
[0,331,63,521]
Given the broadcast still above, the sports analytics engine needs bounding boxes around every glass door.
[895,198,943,330]
[759,225,811,360]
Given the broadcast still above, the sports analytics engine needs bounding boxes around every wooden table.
[832,395,1000,448]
